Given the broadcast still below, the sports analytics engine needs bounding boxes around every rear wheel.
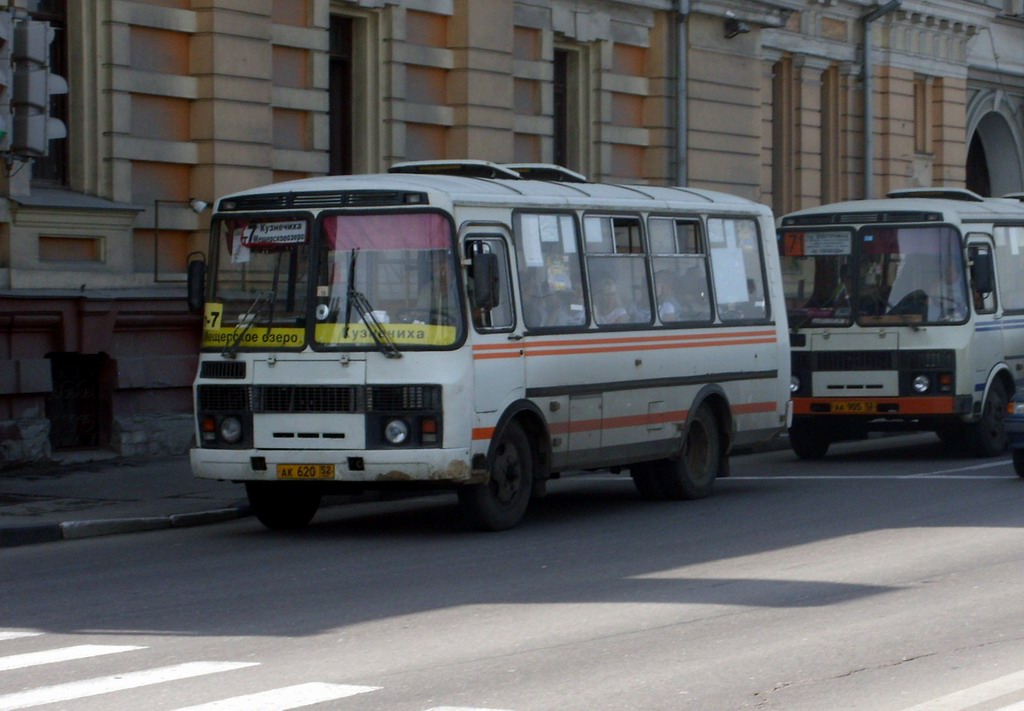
[458,421,533,531]
[657,405,720,500]
[245,482,321,530]
[967,379,1009,457]
[788,418,830,460]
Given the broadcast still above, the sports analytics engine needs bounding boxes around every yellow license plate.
[830,401,876,414]
[276,463,335,480]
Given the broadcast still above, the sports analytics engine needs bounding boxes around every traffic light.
[0,12,12,150]
[10,17,66,157]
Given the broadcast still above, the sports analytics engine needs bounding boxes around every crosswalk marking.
[0,632,41,642]
[172,682,380,710]
[0,644,144,672]
[899,668,1024,710]
[0,661,258,711]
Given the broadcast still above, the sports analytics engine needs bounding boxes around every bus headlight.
[219,416,243,443]
[912,375,930,394]
[790,375,801,394]
[384,418,410,445]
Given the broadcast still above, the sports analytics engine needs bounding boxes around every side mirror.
[970,249,994,295]
[471,251,500,310]
[187,259,206,314]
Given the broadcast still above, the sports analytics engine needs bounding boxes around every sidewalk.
[0,452,251,548]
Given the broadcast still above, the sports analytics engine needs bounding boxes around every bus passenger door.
[464,233,523,415]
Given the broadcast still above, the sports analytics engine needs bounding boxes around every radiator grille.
[200,361,246,379]
[257,385,358,413]
[198,384,440,414]
[815,351,894,370]
[198,385,249,411]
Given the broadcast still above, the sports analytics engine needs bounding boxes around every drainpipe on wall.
[862,0,902,199]
[675,0,689,186]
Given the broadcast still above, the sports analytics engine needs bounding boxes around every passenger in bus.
[594,277,631,324]
[655,270,684,321]
[544,289,585,326]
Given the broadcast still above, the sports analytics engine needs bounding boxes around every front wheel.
[458,421,534,531]
[1013,449,1024,478]
[245,482,321,530]
[657,404,721,500]
[967,380,1009,457]
[788,418,830,460]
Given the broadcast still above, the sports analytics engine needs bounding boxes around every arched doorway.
[966,107,1024,197]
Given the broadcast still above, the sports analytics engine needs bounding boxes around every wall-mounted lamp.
[724,17,751,39]
[154,198,210,283]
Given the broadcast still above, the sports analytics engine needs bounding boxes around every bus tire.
[788,418,830,460]
[658,404,720,500]
[458,421,533,531]
[630,464,667,500]
[1013,449,1024,478]
[967,379,1009,457]
[245,482,321,530]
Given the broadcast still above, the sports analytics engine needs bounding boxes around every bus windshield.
[206,216,311,353]
[313,211,463,348]
[780,224,968,327]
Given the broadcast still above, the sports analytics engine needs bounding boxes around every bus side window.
[709,217,768,322]
[583,215,652,326]
[649,217,711,324]
[969,241,996,314]
[466,237,514,330]
[513,212,587,330]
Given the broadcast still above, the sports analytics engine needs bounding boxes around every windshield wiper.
[222,290,276,359]
[343,248,401,359]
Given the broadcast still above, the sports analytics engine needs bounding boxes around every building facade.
[0,0,1021,463]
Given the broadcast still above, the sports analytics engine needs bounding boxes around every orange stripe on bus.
[473,332,779,360]
[471,402,777,440]
[472,329,777,352]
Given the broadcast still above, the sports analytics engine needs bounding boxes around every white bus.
[188,161,790,531]
[778,189,1024,459]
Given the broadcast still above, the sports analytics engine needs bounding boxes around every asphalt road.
[2,432,1023,711]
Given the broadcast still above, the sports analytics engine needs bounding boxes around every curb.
[0,505,252,548]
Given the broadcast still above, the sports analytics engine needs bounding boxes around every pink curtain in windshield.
[323,213,451,250]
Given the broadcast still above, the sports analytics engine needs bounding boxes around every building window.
[914,76,932,155]
[26,0,67,185]
[553,46,585,174]
[329,15,353,175]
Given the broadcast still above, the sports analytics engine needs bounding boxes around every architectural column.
[191,2,275,205]
[448,0,514,160]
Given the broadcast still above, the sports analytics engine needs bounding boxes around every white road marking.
[0,661,258,711]
[0,644,144,671]
[898,668,1024,710]
[172,682,380,710]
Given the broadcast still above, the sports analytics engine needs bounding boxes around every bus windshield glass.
[780,224,968,326]
[313,211,463,348]
[204,216,311,353]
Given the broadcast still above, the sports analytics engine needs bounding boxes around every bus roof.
[780,193,1024,227]
[214,168,768,215]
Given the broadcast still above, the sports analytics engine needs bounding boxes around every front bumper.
[190,446,480,484]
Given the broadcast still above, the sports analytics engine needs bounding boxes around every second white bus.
[778,189,1024,458]
[188,161,791,530]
